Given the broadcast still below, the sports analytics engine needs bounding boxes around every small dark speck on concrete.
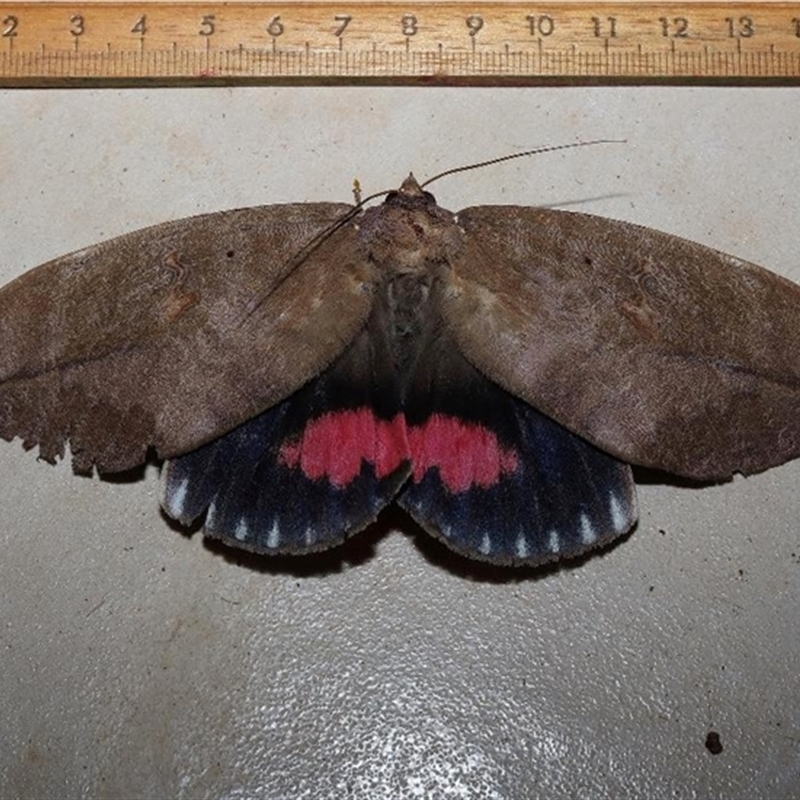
[705,730,723,755]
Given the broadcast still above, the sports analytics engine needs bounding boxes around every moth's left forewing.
[441,205,800,481]
[0,203,378,472]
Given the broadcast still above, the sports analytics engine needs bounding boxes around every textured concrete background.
[1,88,799,799]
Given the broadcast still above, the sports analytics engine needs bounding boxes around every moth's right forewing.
[440,206,800,481]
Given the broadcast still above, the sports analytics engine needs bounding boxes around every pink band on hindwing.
[279,407,518,494]
[408,413,519,492]
[278,409,409,487]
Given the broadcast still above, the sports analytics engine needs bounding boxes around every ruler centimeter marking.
[1,2,800,82]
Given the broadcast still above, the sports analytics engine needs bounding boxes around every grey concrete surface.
[1,87,799,799]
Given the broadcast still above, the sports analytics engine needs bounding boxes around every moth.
[2,164,800,566]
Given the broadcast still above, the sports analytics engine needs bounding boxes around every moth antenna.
[348,179,402,207]
[239,191,387,325]
[239,209,358,324]
[270,183,395,271]
[244,181,401,321]
[419,139,626,189]
[354,187,397,206]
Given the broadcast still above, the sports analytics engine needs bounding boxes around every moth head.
[382,174,437,209]
[359,174,462,274]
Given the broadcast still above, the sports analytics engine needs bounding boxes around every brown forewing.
[0,203,377,472]
[440,206,800,480]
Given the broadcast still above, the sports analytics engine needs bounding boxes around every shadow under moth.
[2,163,799,566]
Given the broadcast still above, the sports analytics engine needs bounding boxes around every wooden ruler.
[1,2,799,84]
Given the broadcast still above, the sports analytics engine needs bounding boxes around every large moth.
[2,167,800,566]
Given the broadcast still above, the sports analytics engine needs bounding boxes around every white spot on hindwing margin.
[515,533,529,559]
[304,527,315,547]
[164,475,188,517]
[479,532,492,555]
[609,493,628,532]
[266,522,280,549]
[547,530,560,553]
[580,514,597,545]
[235,518,249,541]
